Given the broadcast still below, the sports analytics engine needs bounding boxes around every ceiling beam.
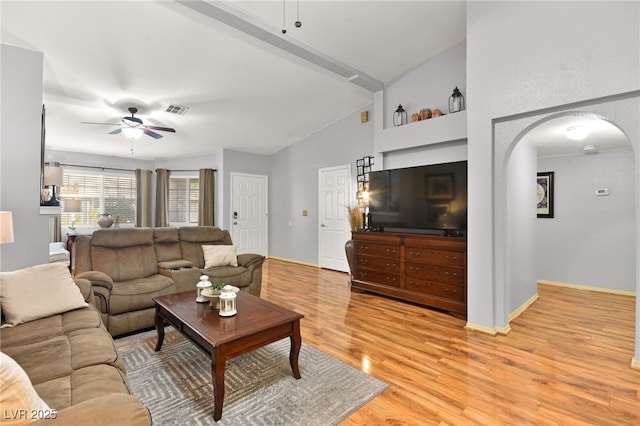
[175,0,384,92]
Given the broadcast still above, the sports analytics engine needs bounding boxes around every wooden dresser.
[350,231,467,319]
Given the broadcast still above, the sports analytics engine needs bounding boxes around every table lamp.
[63,199,82,232]
[42,162,64,206]
[0,211,14,244]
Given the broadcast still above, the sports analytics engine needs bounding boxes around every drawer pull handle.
[409,282,420,288]
[386,263,396,270]
[359,259,369,265]
[386,249,396,254]
[444,272,457,278]
[361,246,369,252]
[359,272,368,278]
[445,288,457,295]
[445,256,458,262]
[409,251,420,257]
[386,277,396,283]
[408,266,421,272]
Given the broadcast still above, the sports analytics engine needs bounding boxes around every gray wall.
[269,106,374,264]
[507,139,538,313]
[0,45,48,271]
[537,150,636,291]
[466,1,640,335]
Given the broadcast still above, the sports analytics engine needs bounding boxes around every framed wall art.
[537,171,554,218]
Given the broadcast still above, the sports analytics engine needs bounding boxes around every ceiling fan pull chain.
[295,0,301,28]
[281,0,287,34]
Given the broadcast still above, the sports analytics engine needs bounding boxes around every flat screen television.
[368,161,467,236]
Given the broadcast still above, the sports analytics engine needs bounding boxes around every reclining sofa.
[0,263,151,425]
[74,226,265,337]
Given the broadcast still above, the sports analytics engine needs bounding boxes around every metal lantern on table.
[196,275,211,303]
[393,104,408,127]
[219,285,237,316]
[449,87,465,113]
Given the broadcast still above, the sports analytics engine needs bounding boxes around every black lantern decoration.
[449,87,465,113]
[393,104,408,127]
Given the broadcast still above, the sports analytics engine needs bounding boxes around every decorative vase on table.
[97,214,114,228]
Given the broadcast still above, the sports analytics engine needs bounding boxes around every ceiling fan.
[82,107,176,139]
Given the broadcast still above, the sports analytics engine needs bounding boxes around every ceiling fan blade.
[109,128,123,135]
[143,128,163,139]
[81,121,121,126]
[144,125,176,133]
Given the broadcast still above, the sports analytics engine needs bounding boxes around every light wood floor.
[260,258,639,425]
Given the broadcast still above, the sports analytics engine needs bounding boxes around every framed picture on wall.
[537,171,554,218]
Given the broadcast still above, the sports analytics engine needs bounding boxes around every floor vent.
[166,104,189,115]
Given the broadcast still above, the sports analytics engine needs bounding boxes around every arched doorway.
[489,95,639,359]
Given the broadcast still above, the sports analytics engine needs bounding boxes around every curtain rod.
[57,163,217,173]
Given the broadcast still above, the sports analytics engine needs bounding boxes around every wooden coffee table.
[153,290,304,421]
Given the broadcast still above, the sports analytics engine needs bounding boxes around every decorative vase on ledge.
[97,213,114,228]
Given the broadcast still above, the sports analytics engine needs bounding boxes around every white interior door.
[230,173,268,256]
[318,165,351,272]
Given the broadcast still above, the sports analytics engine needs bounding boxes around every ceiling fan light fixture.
[122,126,143,139]
[566,125,589,140]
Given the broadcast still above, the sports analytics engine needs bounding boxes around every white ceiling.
[1,1,629,161]
[1,0,466,160]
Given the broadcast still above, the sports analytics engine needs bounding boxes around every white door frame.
[230,172,268,256]
[318,164,352,271]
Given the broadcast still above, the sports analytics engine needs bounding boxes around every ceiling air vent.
[166,104,189,115]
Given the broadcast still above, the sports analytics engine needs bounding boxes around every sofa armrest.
[237,253,265,269]
[31,394,151,425]
[73,278,95,304]
[75,271,114,291]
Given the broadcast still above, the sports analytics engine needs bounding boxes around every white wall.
[0,44,48,271]
[507,139,538,312]
[466,0,639,361]
[537,150,635,291]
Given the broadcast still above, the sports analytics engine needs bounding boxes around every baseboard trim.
[631,358,640,370]
[509,293,539,322]
[465,322,511,336]
[267,256,318,268]
[538,280,636,297]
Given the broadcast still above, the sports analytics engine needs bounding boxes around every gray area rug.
[116,328,388,425]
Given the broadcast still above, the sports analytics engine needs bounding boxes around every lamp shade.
[0,211,14,244]
[63,199,82,212]
[43,163,64,186]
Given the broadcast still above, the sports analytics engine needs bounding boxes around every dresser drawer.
[355,269,401,287]
[356,256,399,273]
[356,242,400,259]
[405,247,464,267]
[405,262,464,285]
[405,277,465,301]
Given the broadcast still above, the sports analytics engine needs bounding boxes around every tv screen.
[368,161,467,235]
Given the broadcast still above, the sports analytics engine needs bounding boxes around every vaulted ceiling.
[1,1,467,160]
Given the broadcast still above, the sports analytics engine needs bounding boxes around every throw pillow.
[0,352,51,424]
[202,245,238,268]
[0,263,88,327]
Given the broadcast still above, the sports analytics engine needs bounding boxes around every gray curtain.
[155,168,170,227]
[198,168,215,226]
[136,169,152,227]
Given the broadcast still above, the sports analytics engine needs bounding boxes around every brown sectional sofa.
[74,226,265,337]
[0,277,151,425]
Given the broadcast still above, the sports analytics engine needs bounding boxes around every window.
[169,177,199,224]
[59,171,136,227]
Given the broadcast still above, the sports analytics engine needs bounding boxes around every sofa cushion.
[179,226,231,268]
[90,228,158,281]
[108,274,175,315]
[0,352,50,425]
[0,263,88,327]
[203,245,238,268]
[153,227,183,262]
